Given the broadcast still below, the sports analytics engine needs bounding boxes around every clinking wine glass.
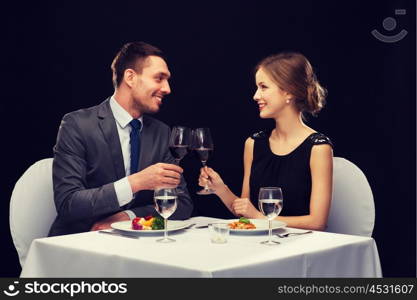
[169,126,191,165]
[154,188,178,243]
[192,128,214,195]
[258,187,283,245]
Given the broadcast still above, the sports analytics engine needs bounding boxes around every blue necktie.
[129,119,142,174]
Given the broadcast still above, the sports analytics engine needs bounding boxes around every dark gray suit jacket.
[49,98,193,236]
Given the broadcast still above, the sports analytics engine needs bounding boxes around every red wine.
[194,147,213,162]
[169,145,189,160]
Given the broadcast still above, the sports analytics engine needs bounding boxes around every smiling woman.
[254,53,327,118]
[199,52,334,232]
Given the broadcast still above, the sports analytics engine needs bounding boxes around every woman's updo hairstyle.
[255,52,327,115]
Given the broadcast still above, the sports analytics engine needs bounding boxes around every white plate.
[110,220,191,234]
[226,219,287,234]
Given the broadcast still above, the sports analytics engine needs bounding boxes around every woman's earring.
[286,99,290,104]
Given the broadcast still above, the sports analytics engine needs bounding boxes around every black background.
[1,0,415,277]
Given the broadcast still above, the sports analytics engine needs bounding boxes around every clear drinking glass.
[154,188,178,243]
[209,223,230,244]
[169,126,191,165]
[192,128,214,195]
[258,187,283,245]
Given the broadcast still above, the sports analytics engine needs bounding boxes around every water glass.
[209,223,230,244]
[258,187,283,245]
[154,188,178,243]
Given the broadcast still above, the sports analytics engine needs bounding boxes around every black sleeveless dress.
[249,130,333,216]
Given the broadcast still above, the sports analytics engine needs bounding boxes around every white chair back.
[10,158,56,267]
[327,157,375,236]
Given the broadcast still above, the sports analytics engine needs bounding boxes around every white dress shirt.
[109,96,143,220]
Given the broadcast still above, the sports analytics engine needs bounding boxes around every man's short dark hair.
[111,41,165,87]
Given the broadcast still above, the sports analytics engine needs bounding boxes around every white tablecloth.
[21,217,382,278]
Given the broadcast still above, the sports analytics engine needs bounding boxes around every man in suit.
[49,41,193,236]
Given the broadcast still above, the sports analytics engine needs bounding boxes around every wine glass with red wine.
[192,128,214,195]
[169,126,191,165]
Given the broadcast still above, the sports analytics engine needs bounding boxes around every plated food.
[111,220,190,233]
[228,217,256,230]
[226,219,287,234]
[131,216,164,230]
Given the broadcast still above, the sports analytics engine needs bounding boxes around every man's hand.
[90,211,130,231]
[128,163,183,193]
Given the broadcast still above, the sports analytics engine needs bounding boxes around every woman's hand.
[198,167,227,194]
[232,198,264,219]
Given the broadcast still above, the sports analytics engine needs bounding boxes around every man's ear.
[123,69,136,88]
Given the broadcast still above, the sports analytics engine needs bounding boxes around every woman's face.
[253,68,291,119]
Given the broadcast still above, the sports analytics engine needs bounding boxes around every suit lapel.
[97,99,125,179]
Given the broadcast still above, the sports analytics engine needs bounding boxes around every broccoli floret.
[152,217,165,230]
